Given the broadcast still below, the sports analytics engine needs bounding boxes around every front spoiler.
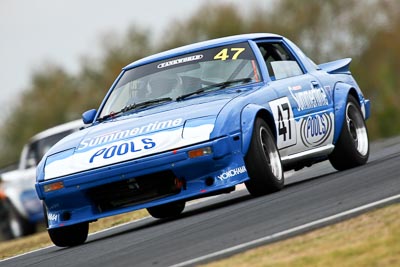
[38,135,249,229]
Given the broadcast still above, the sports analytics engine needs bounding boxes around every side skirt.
[281,145,335,171]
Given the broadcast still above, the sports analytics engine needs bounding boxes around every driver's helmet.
[147,74,182,99]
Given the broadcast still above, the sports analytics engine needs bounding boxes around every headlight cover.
[44,148,75,180]
[182,116,216,140]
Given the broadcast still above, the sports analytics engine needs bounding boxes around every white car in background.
[0,120,83,239]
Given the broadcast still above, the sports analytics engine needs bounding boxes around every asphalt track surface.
[2,137,400,267]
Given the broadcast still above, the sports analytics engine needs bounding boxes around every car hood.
[43,94,238,180]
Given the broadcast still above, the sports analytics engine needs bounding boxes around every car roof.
[124,33,282,70]
[28,119,83,143]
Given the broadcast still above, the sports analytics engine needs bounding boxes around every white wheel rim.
[259,126,283,180]
[346,102,369,156]
[9,216,23,237]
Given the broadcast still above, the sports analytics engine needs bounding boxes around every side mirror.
[82,109,97,124]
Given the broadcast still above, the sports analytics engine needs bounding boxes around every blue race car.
[36,33,370,247]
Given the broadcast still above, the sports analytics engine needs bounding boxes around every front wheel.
[329,95,369,170]
[48,223,89,247]
[1,201,36,240]
[147,201,185,219]
[44,204,88,247]
[244,118,284,196]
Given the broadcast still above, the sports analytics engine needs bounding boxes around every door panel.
[269,74,334,158]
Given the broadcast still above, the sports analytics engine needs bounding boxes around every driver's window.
[26,143,38,168]
[257,42,303,80]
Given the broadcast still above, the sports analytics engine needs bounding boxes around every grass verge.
[202,203,400,267]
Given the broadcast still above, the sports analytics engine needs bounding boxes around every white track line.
[169,193,400,267]
[2,193,399,263]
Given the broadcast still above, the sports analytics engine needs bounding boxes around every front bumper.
[37,135,249,229]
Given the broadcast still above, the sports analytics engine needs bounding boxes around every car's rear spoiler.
[318,58,352,75]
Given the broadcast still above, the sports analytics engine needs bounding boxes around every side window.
[257,43,303,80]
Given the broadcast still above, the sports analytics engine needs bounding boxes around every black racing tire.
[48,223,89,247]
[1,201,36,240]
[147,201,185,219]
[329,95,369,171]
[244,117,284,196]
[44,205,88,247]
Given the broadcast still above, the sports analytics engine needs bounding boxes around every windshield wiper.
[98,97,172,122]
[176,78,252,101]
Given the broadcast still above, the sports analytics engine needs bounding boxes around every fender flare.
[241,104,275,155]
[333,83,366,144]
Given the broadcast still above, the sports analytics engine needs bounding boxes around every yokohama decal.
[216,166,247,181]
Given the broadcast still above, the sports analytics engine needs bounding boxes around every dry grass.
[203,203,400,267]
[0,209,149,260]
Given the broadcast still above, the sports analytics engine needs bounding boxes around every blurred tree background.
[0,0,399,166]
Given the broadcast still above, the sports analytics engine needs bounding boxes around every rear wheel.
[329,95,369,170]
[147,201,185,219]
[244,118,284,196]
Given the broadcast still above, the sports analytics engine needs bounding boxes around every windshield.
[99,42,261,118]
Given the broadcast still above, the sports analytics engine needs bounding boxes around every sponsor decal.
[47,213,59,221]
[216,166,247,181]
[289,85,329,111]
[300,113,333,147]
[78,118,183,150]
[89,138,156,163]
[157,55,203,69]
[44,124,214,180]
